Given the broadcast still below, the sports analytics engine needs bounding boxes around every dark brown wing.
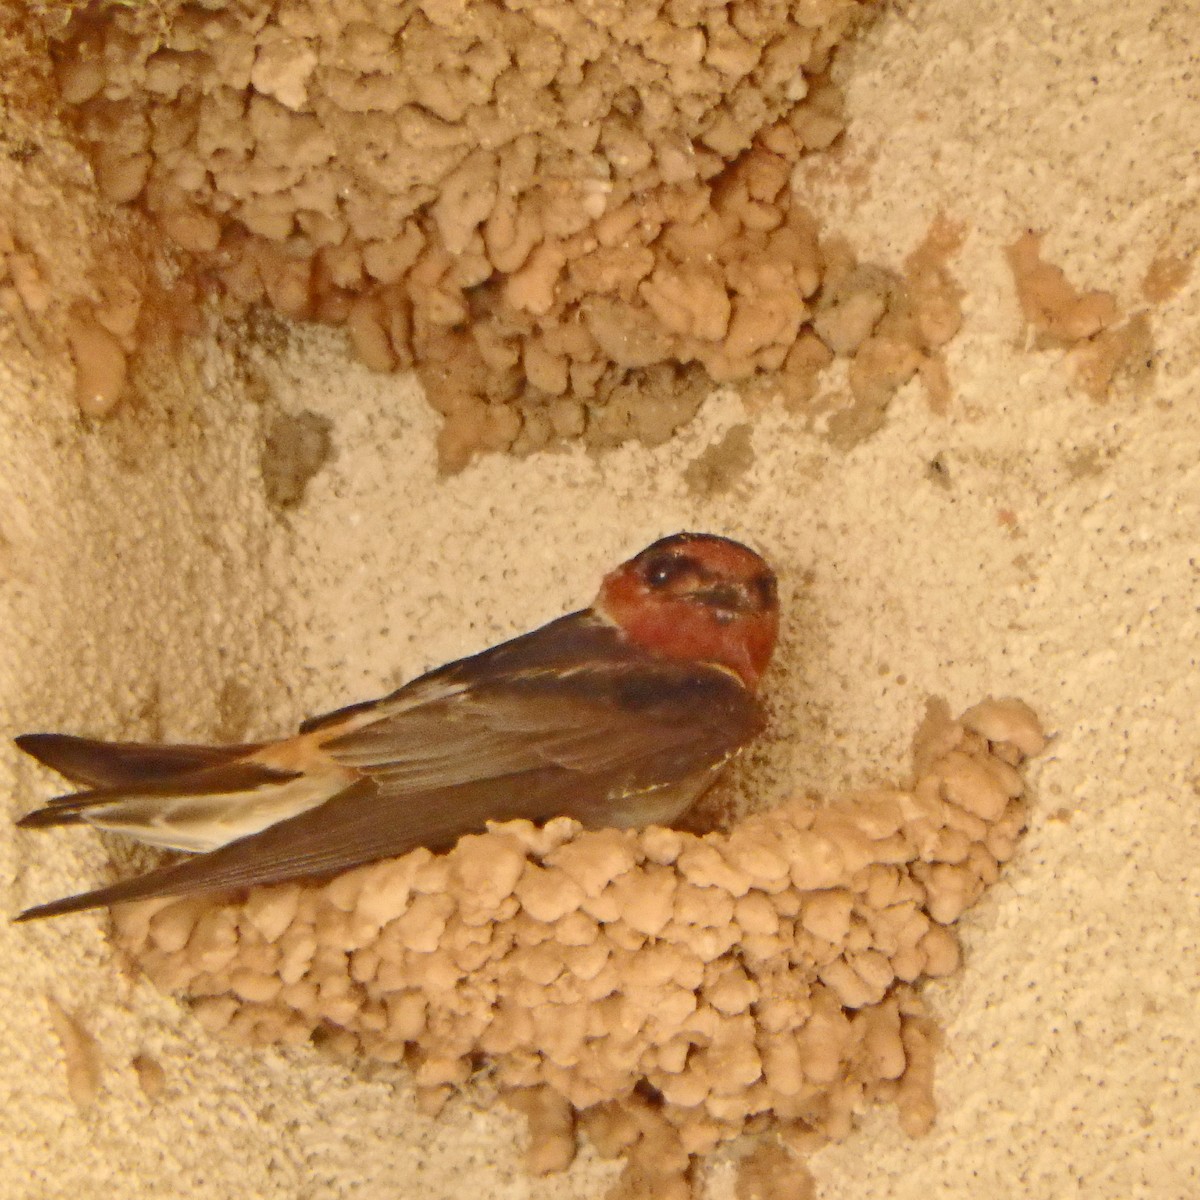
[15,613,764,920]
[319,611,763,811]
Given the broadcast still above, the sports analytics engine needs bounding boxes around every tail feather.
[15,733,264,790]
[14,801,87,830]
[13,730,364,919]
[15,778,379,921]
[16,761,299,830]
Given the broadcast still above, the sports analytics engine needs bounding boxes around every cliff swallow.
[13,532,779,920]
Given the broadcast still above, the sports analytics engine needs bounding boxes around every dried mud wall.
[2,1,1199,1199]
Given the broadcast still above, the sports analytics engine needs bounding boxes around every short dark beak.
[692,582,746,612]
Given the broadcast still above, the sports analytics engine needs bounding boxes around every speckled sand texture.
[2,1,1199,1198]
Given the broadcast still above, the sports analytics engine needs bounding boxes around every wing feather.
[16,611,765,920]
[322,613,761,793]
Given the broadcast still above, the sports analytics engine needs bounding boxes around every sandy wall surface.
[2,0,1198,1198]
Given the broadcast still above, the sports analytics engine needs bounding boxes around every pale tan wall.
[2,1,1198,1197]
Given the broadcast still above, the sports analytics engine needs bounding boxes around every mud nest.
[26,0,934,468]
[114,698,1045,1198]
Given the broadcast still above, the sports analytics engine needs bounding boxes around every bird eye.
[643,553,695,589]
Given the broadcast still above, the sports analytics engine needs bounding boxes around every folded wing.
[16,613,764,920]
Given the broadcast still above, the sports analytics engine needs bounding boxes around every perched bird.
[13,532,778,921]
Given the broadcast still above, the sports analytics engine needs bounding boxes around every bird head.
[595,532,780,690]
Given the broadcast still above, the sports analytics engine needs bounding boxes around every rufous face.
[595,533,780,689]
